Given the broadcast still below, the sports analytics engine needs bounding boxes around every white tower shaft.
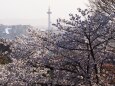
[47,7,52,31]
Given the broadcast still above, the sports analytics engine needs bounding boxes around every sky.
[0,0,89,27]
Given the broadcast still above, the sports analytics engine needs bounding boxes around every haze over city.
[0,0,89,27]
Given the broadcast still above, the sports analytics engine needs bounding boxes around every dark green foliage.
[0,54,12,64]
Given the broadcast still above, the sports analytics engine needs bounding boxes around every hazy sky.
[0,0,89,26]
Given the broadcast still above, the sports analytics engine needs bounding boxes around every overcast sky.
[0,0,89,26]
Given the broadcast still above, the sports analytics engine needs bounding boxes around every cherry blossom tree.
[0,8,115,86]
[40,9,115,86]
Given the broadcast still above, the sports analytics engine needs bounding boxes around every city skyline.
[0,0,89,26]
